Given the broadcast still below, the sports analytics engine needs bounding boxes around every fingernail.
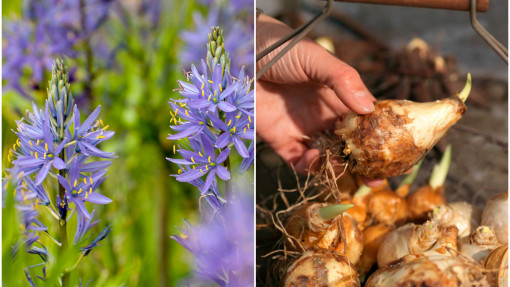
[353,91,375,112]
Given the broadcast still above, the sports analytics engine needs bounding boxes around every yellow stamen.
[200,169,203,174]
[192,166,196,170]
[45,143,48,151]
[219,84,222,91]
[74,179,78,187]
[202,90,205,97]
[43,153,47,159]
[35,152,38,159]
[178,118,182,124]
[208,80,213,84]
[29,141,33,147]
[173,145,176,154]
[16,139,20,147]
[90,177,93,184]
[180,233,188,239]
[30,151,34,156]
[208,95,212,101]
[185,110,189,116]
[248,115,252,123]
[201,83,204,90]
[243,127,246,134]
[85,192,89,199]
[191,156,195,163]
[227,120,232,126]
[23,194,29,202]
[103,125,109,130]
[89,187,93,193]
[205,165,208,171]
[236,115,241,118]
[84,178,88,185]
[247,123,250,129]
[178,169,182,174]
[36,140,40,145]
[78,188,83,194]
[100,119,104,126]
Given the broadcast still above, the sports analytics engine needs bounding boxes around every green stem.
[58,150,69,287]
[429,144,452,190]
[318,204,354,220]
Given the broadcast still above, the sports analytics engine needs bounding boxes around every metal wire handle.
[256,0,333,80]
[470,0,508,64]
[256,0,508,81]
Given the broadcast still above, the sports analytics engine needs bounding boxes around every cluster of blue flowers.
[3,0,114,98]
[4,59,114,286]
[169,27,254,286]
[180,0,254,77]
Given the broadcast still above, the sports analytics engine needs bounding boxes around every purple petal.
[207,113,228,131]
[57,175,72,191]
[215,165,230,181]
[216,148,231,164]
[200,134,215,159]
[167,125,202,140]
[73,105,81,132]
[85,192,112,204]
[52,157,67,170]
[80,141,115,158]
[215,132,231,149]
[70,158,81,184]
[167,158,194,165]
[176,169,203,182]
[81,161,112,172]
[218,101,236,113]
[35,161,52,185]
[78,106,101,134]
[71,197,90,219]
[201,170,215,194]
[233,136,249,158]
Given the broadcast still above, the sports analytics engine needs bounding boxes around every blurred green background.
[2,1,223,286]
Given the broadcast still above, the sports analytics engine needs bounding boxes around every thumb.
[303,42,375,115]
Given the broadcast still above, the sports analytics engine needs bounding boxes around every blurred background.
[2,0,253,286]
[256,0,507,285]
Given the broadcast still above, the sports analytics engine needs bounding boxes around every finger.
[362,178,385,188]
[303,43,375,115]
[294,149,321,175]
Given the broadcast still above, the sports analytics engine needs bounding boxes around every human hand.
[256,15,382,187]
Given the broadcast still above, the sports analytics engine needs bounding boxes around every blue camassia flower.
[169,134,230,193]
[209,111,253,158]
[12,106,68,185]
[172,193,254,286]
[72,105,115,158]
[57,158,112,219]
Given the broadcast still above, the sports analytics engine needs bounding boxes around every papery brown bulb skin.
[357,224,393,277]
[460,226,500,263]
[377,221,440,267]
[367,190,408,226]
[407,185,446,222]
[336,98,466,179]
[366,251,489,287]
[283,250,360,287]
[341,199,367,231]
[484,245,508,287]
[284,203,364,265]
